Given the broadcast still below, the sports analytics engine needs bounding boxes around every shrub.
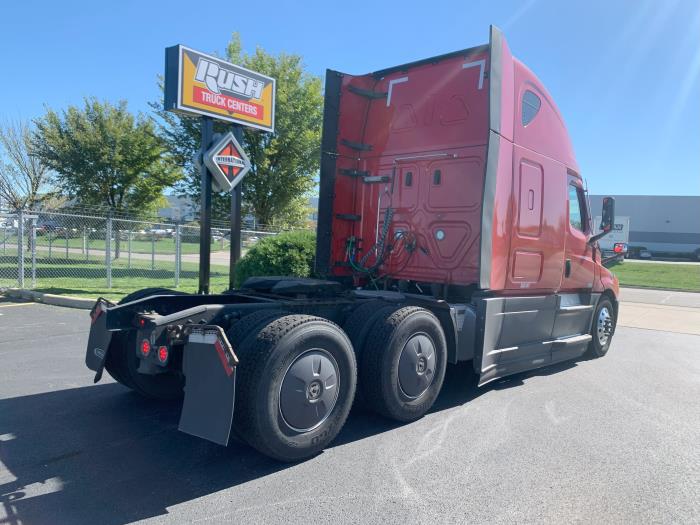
[234,230,316,287]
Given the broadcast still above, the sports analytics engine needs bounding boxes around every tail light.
[157,346,169,363]
[613,243,625,254]
[140,339,151,357]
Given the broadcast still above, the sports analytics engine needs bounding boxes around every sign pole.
[229,125,244,289]
[165,44,275,295]
[198,116,214,294]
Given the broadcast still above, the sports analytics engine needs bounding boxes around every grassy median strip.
[609,260,700,292]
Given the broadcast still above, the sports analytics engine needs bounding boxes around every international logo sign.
[165,45,275,132]
[203,132,251,192]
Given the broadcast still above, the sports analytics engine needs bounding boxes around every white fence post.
[83,226,88,260]
[175,223,181,287]
[30,217,36,288]
[17,209,24,288]
[106,213,112,289]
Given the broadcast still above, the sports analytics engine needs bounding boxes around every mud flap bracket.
[178,325,238,446]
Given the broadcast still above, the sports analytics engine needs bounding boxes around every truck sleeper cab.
[85,26,619,462]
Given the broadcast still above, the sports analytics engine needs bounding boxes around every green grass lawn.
[2,232,229,255]
[34,235,228,255]
[0,255,231,301]
[608,260,700,291]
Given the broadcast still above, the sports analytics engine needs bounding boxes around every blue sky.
[1,0,698,196]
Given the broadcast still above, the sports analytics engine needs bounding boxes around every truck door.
[562,176,595,290]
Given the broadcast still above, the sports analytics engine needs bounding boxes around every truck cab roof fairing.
[317,26,579,292]
[478,26,579,290]
[512,59,578,171]
[317,30,492,287]
[478,25,512,290]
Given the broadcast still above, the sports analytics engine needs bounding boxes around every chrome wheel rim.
[597,306,613,347]
[279,349,339,432]
[398,333,436,399]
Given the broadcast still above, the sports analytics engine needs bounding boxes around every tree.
[153,34,322,227]
[273,194,315,229]
[0,119,53,210]
[33,98,180,214]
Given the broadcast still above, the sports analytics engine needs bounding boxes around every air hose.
[347,207,395,274]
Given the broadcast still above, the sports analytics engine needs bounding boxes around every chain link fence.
[0,208,282,298]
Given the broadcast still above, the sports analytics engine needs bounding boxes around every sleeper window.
[522,90,541,126]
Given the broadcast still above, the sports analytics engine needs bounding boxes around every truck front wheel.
[587,297,616,358]
[233,315,356,462]
[360,307,447,422]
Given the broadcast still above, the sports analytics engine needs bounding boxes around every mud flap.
[178,326,239,446]
[85,298,114,383]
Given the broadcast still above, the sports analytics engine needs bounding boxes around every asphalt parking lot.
[1,295,698,524]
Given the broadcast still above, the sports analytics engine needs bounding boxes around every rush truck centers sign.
[165,45,276,132]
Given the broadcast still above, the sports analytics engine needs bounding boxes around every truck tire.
[224,310,290,445]
[105,288,186,400]
[117,287,183,305]
[233,314,356,462]
[342,301,400,405]
[587,297,616,359]
[360,306,447,422]
[226,309,289,350]
[342,301,394,356]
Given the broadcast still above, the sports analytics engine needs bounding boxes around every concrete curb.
[2,288,94,309]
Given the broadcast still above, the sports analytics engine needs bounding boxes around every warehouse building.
[588,195,700,260]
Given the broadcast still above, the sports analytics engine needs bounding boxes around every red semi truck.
[85,26,619,462]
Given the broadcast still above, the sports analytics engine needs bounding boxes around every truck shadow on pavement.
[0,360,578,525]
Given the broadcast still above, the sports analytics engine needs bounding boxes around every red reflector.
[90,305,103,324]
[140,339,151,356]
[214,339,234,377]
[157,346,169,363]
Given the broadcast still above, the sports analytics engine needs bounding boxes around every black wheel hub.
[279,350,339,432]
[307,379,323,400]
[398,333,436,399]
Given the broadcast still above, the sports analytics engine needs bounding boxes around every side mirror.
[600,197,615,233]
[589,197,615,244]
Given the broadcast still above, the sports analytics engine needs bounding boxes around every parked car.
[36,220,63,235]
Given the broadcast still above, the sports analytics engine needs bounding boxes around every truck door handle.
[565,259,572,278]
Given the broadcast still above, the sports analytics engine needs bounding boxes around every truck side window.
[568,185,588,232]
[522,90,541,126]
